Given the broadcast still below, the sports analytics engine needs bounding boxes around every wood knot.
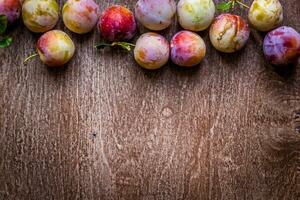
[293,111,300,134]
[161,106,174,118]
[293,111,300,120]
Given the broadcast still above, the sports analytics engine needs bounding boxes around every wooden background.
[1,0,300,199]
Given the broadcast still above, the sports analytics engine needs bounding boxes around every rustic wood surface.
[1,0,300,199]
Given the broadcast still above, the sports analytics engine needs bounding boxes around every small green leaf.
[0,36,12,48]
[0,15,8,34]
[94,43,111,49]
[111,42,135,51]
[216,2,233,11]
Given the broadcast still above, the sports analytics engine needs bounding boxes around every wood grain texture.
[1,0,300,199]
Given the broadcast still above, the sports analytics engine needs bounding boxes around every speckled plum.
[134,32,170,70]
[263,26,300,66]
[63,0,99,34]
[209,14,250,53]
[22,0,59,33]
[171,31,206,67]
[37,30,75,67]
[0,0,21,24]
[135,0,176,31]
[177,0,215,32]
[249,0,283,32]
[99,5,136,42]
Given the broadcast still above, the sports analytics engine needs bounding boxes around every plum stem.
[236,0,249,9]
[93,43,111,49]
[24,53,38,65]
[94,42,135,51]
[216,0,249,11]
[111,42,135,51]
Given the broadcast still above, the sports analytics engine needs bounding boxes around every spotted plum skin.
[134,32,170,70]
[209,14,250,53]
[263,26,300,66]
[37,30,75,67]
[171,31,206,67]
[135,0,176,31]
[248,0,283,32]
[0,0,21,24]
[99,5,136,42]
[177,0,215,32]
[63,0,99,34]
[22,0,59,33]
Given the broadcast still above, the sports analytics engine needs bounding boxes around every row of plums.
[1,0,300,69]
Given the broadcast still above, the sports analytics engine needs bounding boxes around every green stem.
[236,0,249,9]
[24,53,38,65]
[216,0,249,12]
[94,42,135,51]
[94,43,111,49]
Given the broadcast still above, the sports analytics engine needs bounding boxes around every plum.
[22,0,59,33]
[0,0,21,24]
[134,32,170,70]
[135,0,176,31]
[62,0,99,34]
[263,26,300,66]
[209,14,250,53]
[248,0,283,32]
[177,0,215,32]
[170,30,206,67]
[25,30,75,67]
[99,5,136,42]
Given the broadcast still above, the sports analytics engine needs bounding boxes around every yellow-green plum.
[0,0,21,24]
[209,14,250,53]
[263,26,300,66]
[62,0,99,34]
[171,30,206,67]
[135,0,176,31]
[22,0,59,33]
[134,32,170,70]
[36,30,75,67]
[248,0,283,32]
[177,0,215,32]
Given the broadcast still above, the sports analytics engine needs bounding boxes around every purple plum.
[0,0,21,24]
[171,30,206,67]
[263,26,300,66]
